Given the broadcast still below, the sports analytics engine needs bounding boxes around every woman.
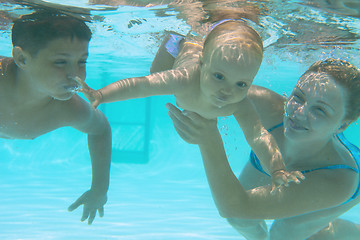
[166,58,360,239]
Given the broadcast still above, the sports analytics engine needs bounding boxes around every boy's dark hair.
[11,10,92,56]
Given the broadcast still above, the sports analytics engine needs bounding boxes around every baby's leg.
[150,32,180,73]
[227,218,268,240]
[307,218,360,240]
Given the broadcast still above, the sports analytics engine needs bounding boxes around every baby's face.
[25,37,89,100]
[200,45,261,108]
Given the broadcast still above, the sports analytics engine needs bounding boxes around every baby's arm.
[63,96,111,224]
[233,98,304,189]
[77,69,191,108]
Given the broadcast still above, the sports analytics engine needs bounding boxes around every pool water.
[0,1,360,239]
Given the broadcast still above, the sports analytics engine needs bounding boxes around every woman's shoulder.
[295,137,360,206]
[333,134,360,170]
[247,85,286,127]
[247,85,286,104]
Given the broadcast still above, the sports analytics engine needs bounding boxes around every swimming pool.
[0,1,360,239]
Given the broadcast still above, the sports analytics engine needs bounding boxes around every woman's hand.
[166,103,218,145]
[74,76,102,108]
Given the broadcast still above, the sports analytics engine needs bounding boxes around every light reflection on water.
[0,121,248,239]
[0,156,242,239]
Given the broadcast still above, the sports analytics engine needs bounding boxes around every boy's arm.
[63,95,111,224]
[233,98,303,188]
[78,68,191,108]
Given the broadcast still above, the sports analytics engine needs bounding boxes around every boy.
[0,10,111,225]
[79,20,304,188]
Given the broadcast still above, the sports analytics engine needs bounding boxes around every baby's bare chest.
[175,94,236,119]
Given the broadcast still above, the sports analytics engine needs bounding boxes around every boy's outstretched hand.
[68,189,107,225]
[73,76,102,108]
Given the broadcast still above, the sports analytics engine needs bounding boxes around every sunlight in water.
[0,0,359,239]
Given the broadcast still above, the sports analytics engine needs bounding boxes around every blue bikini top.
[250,122,360,203]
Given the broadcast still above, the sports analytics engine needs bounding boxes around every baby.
[79,20,303,188]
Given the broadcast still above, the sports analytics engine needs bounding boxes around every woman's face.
[284,71,347,142]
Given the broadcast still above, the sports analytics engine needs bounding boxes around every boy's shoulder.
[54,94,94,123]
[52,95,108,134]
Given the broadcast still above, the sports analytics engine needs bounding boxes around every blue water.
[1,1,360,239]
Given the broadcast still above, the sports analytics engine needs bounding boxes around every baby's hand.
[270,170,305,194]
[73,76,102,108]
[68,189,107,225]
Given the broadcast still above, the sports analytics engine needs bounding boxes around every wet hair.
[305,58,360,122]
[11,10,92,56]
[202,20,263,62]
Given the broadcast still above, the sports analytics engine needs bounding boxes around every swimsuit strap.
[267,122,283,133]
[249,122,284,177]
[336,133,360,202]
[301,164,358,174]
[210,18,246,31]
[250,151,269,176]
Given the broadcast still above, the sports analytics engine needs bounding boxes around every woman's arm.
[166,103,358,220]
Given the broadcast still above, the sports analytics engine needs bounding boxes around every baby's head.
[11,10,92,57]
[199,20,263,108]
[202,20,263,63]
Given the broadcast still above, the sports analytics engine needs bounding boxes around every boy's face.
[23,37,89,100]
[200,44,261,108]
